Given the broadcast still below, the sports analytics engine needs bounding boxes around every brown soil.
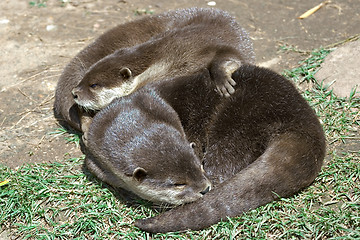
[0,0,359,168]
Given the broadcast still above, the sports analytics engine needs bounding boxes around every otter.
[85,64,325,233]
[134,65,325,232]
[71,27,250,111]
[85,87,212,205]
[54,8,254,133]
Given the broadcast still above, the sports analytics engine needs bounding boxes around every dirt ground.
[0,0,359,168]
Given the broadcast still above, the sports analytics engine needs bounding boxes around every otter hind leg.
[210,58,241,97]
[78,107,96,146]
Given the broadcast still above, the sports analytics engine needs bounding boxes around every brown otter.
[138,65,325,232]
[54,8,254,133]
[85,87,212,205]
[71,28,250,111]
[85,64,325,233]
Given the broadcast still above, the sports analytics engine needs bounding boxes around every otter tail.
[135,132,324,233]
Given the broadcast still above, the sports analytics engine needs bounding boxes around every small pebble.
[0,19,10,24]
[207,1,216,6]
[46,25,56,31]
[93,23,100,29]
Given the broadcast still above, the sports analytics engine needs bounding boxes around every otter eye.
[190,142,196,148]
[90,84,98,89]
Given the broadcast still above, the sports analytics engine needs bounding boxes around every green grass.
[284,48,360,144]
[29,0,48,8]
[0,158,149,239]
[1,151,359,239]
[1,46,359,239]
[49,128,81,148]
[29,0,69,8]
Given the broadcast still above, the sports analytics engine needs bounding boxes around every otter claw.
[216,79,236,97]
[214,59,240,97]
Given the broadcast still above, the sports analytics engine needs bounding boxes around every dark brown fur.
[54,8,254,133]
[132,65,326,232]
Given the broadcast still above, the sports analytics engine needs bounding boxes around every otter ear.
[119,67,132,80]
[133,167,147,182]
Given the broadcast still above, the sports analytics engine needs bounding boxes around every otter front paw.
[81,133,88,147]
[216,76,236,97]
[214,60,241,97]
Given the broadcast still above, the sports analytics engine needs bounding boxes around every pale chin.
[74,98,103,111]
[136,188,203,206]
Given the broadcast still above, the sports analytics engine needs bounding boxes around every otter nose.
[200,186,211,195]
[71,89,78,99]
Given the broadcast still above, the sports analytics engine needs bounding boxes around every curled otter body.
[54,8,254,133]
[85,87,212,205]
[129,65,325,233]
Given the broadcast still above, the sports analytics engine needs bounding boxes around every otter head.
[87,119,212,206]
[120,140,212,206]
[71,52,141,111]
[85,91,212,205]
[72,66,135,111]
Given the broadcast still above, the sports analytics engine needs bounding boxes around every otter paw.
[216,77,236,98]
[81,133,88,147]
[216,60,241,97]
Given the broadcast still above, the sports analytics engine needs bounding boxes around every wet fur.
[130,65,326,232]
[54,8,254,132]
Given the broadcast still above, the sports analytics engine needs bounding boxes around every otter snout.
[200,185,211,195]
[71,88,80,99]
[199,178,212,195]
